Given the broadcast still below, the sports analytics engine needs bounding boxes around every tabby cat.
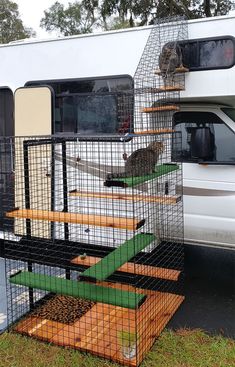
[107,141,164,179]
[158,41,183,77]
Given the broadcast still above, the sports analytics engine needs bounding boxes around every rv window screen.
[180,36,235,71]
[26,77,133,135]
[173,111,235,163]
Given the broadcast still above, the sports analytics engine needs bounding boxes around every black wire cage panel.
[1,131,183,366]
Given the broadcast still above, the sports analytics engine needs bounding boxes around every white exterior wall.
[0,15,234,104]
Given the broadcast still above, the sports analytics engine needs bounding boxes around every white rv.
[0,14,235,253]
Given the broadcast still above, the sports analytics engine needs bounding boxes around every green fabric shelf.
[10,271,145,309]
[82,233,155,281]
[104,163,179,188]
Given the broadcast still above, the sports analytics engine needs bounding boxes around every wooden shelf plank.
[134,128,174,135]
[69,190,181,205]
[153,85,185,92]
[71,255,181,281]
[141,105,180,113]
[6,209,145,231]
[155,66,189,75]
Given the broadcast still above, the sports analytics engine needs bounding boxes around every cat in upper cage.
[158,41,183,83]
[107,141,164,179]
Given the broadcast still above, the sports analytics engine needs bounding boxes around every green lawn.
[0,329,234,367]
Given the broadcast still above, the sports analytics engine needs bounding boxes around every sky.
[15,0,71,38]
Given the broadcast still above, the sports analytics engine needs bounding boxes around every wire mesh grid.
[1,132,183,365]
[1,16,187,367]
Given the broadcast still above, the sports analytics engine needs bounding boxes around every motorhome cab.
[0,14,235,263]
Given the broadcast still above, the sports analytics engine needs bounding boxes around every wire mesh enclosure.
[1,16,187,367]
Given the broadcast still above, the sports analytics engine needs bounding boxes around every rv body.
[0,15,235,251]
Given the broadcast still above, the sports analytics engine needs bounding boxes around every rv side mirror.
[191,127,215,160]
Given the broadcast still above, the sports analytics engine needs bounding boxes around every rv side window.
[173,111,235,163]
[26,76,133,136]
[180,36,235,71]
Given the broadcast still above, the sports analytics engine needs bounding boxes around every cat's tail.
[106,172,128,180]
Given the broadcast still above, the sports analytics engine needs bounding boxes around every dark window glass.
[180,37,235,71]
[173,112,235,163]
[26,76,133,135]
[222,107,235,122]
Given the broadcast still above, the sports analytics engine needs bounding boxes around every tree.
[198,0,232,17]
[82,0,233,30]
[40,1,96,36]
[40,0,233,37]
[0,0,35,44]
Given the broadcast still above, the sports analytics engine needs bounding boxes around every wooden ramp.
[10,271,146,309]
[81,233,155,281]
[6,209,145,231]
[71,255,181,281]
[14,286,184,367]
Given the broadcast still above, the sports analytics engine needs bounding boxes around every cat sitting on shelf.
[107,141,164,179]
[158,42,183,84]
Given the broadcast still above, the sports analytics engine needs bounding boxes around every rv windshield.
[222,108,235,122]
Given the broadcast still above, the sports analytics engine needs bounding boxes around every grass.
[0,329,234,367]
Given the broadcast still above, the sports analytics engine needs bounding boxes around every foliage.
[40,0,233,35]
[197,0,233,17]
[83,0,233,30]
[40,1,96,36]
[0,0,35,44]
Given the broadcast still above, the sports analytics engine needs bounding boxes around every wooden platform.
[6,209,145,231]
[153,85,185,92]
[134,128,174,135]
[69,190,181,205]
[71,255,181,281]
[155,66,189,75]
[141,105,180,113]
[13,287,184,366]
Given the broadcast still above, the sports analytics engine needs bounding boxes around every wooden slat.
[71,255,181,281]
[136,294,184,364]
[155,66,189,75]
[69,190,181,204]
[14,316,65,341]
[153,85,185,92]
[141,105,180,113]
[6,209,144,231]
[134,128,174,135]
